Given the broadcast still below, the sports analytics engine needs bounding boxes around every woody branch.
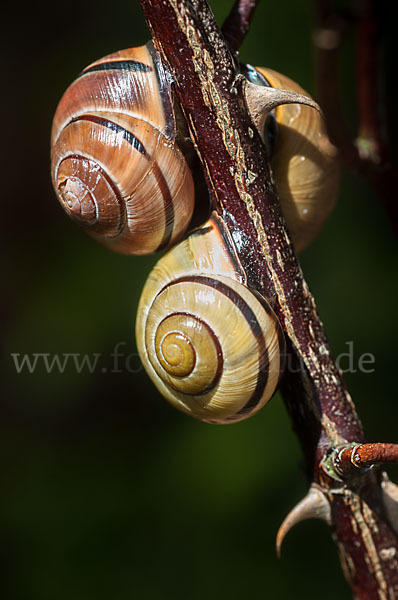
[138,0,398,597]
[313,0,398,234]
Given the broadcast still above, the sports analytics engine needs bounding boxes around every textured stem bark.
[139,0,398,596]
[334,443,398,478]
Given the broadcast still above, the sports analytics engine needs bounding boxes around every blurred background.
[1,0,397,598]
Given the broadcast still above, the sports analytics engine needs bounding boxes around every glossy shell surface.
[136,214,286,423]
[51,44,194,254]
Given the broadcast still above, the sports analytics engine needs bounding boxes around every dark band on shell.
[51,43,194,255]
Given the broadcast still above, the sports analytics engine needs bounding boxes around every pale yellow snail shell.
[51,43,194,255]
[245,66,340,252]
[136,213,286,424]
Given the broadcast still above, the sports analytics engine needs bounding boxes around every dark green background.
[2,0,397,598]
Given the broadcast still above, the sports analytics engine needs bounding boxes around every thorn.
[244,81,322,143]
[381,473,398,535]
[276,484,331,558]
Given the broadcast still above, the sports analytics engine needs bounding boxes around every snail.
[51,39,338,255]
[243,64,340,252]
[136,212,286,424]
[50,42,194,255]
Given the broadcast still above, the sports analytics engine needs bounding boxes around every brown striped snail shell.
[244,65,340,252]
[51,43,194,255]
[136,213,286,424]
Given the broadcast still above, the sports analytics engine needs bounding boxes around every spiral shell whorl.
[51,45,194,255]
[136,221,285,423]
[55,155,125,236]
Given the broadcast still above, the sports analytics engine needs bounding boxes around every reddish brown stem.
[336,443,398,477]
[356,0,384,162]
[139,0,398,597]
[313,0,398,234]
[313,6,359,167]
[221,0,258,50]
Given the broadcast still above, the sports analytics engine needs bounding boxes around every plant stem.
[221,0,258,50]
[139,0,398,596]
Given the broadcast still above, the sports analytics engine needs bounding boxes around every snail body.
[51,43,194,255]
[136,213,286,424]
[244,65,340,252]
